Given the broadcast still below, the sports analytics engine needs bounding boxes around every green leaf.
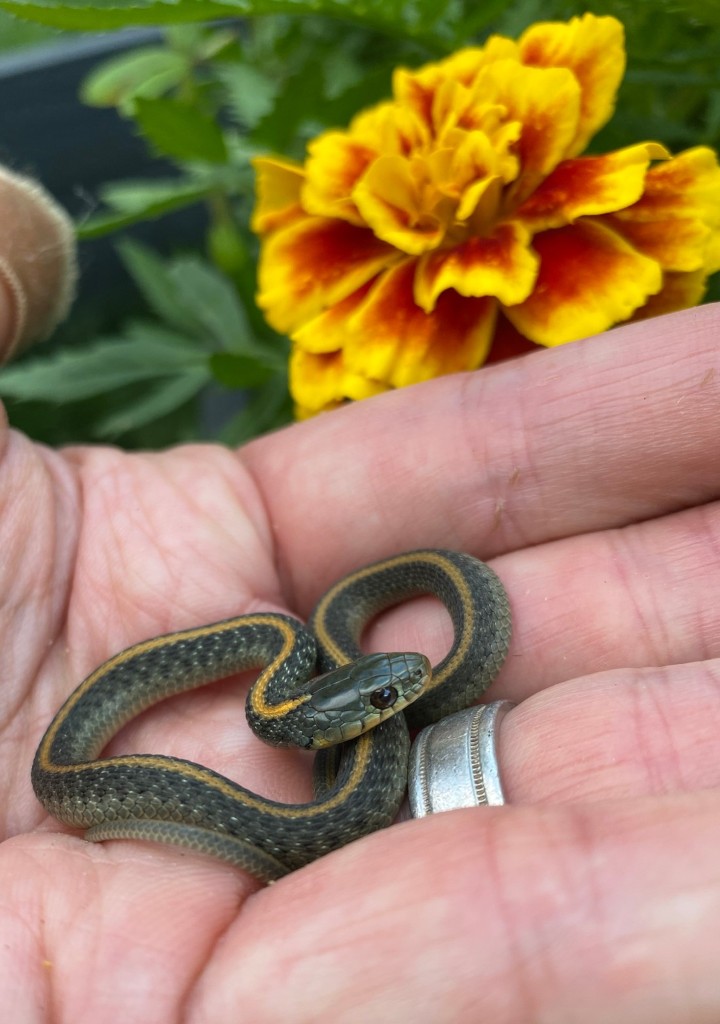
[166,257,273,358]
[95,369,208,435]
[77,179,215,239]
[217,63,281,129]
[0,333,208,402]
[116,238,203,335]
[322,48,365,101]
[80,47,190,109]
[0,0,463,45]
[134,96,228,163]
[117,240,280,362]
[0,0,233,30]
[209,352,274,388]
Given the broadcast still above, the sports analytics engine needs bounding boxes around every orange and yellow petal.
[393,36,521,134]
[615,148,720,229]
[606,214,714,273]
[517,142,669,231]
[434,128,519,220]
[353,155,450,255]
[471,61,581,195]
[440,35,522,85]
[301,132,376,225]
[614,148,720,256]
[414,221,539,312]
[256,217,399,335]
[251,156,305,234]
[630,269,708,322]
[343,260,497,388]
[351,101,430,155]
[292,282,374,354]
[520,14,626,156]
[290,347,388,416]
[505,220,662,345]
[609,148,720,275]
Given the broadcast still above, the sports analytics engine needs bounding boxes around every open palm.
[3,306,720,1023]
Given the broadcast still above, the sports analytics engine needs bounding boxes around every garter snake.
[32,549,511,882]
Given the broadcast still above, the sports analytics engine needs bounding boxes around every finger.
[501,658,720,804]
[0,167,76,361]
[1,835,251,1023]
[494,500,720,697]
[193,790,720,1024]
[243,305,720,605]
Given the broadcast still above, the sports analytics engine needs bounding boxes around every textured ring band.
[408,701,514,817]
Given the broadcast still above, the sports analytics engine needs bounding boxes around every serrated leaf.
[80,47,189,109]
[217,63,280,129]
[117,241,279,361]
[166,257,269,357]
[0,0,232,30]
[77,179,214,239]
[122,319,204,349]
[0,334,208,402]
[0,0,463,45]
[134,96,228,163]
[116,238,202,335]
[96,369,208,435]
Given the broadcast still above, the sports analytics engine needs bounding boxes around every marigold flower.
[252,13,720,417]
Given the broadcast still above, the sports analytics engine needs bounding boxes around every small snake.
[32,549,511,882]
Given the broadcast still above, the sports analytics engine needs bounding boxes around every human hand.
[2,253,719,1017]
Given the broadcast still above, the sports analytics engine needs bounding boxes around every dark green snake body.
[32,549,511,882]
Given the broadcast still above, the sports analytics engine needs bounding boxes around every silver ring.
[408,701,514,817]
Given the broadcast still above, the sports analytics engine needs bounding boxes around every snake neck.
[309,549,511,729]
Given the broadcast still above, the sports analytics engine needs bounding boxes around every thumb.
[0,165,77,363]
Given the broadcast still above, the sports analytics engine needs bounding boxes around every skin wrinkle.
[229,828,529,1023]
[478,811,541,1024]
[534,816,603,1019]
[494,498,720,702]
[49,842,246,1024]
[73,448,277,651]
[169,875,250,1024]
[632,667,687,796]
[455,369,537,551]
[232,448,295,615]
[620,502,720,669]
[607,526,672,668]
[390,404,468,551]
[1,438,72,678]
[686,505,720,663]
[528,810,609,1024]
[163,447,276,590]
[523,798,716,1022]
[8,856,52,1015]
[0,439,81,838]
[66,449,143,663]
[502,659,720,807]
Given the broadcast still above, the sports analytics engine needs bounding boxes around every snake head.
[304,651,431,748]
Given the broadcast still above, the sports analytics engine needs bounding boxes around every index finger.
[243,305,720,606]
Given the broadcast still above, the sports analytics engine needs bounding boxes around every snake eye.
[370,685,398,710]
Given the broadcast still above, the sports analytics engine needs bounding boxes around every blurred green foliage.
[0,0,719,446]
